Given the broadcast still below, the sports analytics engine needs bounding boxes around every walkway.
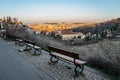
[0,37,54,80]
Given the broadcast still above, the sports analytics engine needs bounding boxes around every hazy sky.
[0,0,120,23]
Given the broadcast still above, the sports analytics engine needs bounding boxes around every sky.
[0,0,120,23]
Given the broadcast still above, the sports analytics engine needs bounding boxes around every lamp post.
[0,21,6,38]
[1,21,3,29]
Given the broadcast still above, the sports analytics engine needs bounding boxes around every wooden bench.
[24,39,41,55]
[15,38,25,46]
[5,34,24,46]
[0,29,6,38]
[6,34,41,55]
[48,46,86,76]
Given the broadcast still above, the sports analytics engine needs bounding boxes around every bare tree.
[13,17,18,24]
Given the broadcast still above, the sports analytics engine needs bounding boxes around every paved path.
[0,37,55,80]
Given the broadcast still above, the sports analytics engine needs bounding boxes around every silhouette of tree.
[13,17,18,24]
[9,16,12,24]
[3,16,6,22]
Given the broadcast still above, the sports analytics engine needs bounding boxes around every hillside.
[6,25,120,76]
[3,18,120,76]
[72,18,120,34]
[70,40,120,75]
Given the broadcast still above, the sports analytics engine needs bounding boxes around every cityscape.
[0,0,120,80]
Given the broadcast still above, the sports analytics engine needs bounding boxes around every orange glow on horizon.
[30,23,97,32]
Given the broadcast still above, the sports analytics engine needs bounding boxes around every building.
[61,31,84,40]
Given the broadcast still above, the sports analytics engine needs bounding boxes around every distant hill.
[72,18,120,34]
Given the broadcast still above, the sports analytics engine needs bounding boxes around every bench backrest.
[24,39,35,45]
[6,34,20,39]
[48,46,79,59]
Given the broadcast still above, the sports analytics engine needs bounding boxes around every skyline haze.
[0,0,120,23]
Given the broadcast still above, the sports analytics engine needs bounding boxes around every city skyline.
[0,0,120,23]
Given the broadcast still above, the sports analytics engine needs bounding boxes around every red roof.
[62,31,81,35]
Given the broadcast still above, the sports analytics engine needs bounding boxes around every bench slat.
[16,38,23,42]
[26,43,33,47]
[34,45,40,49]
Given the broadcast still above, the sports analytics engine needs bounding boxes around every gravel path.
[7,41,114,80]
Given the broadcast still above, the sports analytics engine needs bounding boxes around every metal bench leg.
[50,55,59,63]
[75,65,84,76]
[15,40,18,44]
[25,45,32,51]
[33,49,41,56]
[19,41,24,46]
